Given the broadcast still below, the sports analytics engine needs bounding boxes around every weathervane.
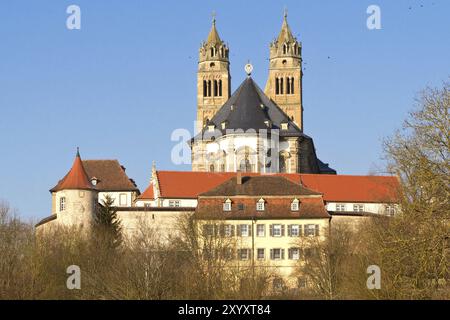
[244,60,253,76]
[212,10,216,25]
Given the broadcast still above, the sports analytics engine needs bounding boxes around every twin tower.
[196,13,304,132]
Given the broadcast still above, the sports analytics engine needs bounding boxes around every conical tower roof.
[206,17,222,44]
[50,148,95,192]
[277,12,296,43]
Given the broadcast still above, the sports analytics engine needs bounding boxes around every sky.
[0,0,449,221]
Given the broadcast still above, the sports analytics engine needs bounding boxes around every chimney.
[236,170,242,185]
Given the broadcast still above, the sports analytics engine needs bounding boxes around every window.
[60,197,66,212]
[203,224,215,237]
[223,199,232,211]
[304,224,319,237]
[291,199,299,211]
[257,248,265,260]
[119,193,127,206]
[336,204,346,211]
[238,224,250,237]
[275,78,280,95]
[209,164,215,172]
[297,277,307,289]
[203,80,207,97]
[385,205,396,216]
[281,122,289,130]
[144,203,152,208]
[270,248,284,260]
[256,224,265,237]
[290,77,294,94]
[289,248,301,260]
[238,249,250,261]
[353,204,364,212]
[288,224,301,237]
[273,278,284,291]
[256,199,265,211]
[79,190,85,198]
[238,203,244,210]
[168,200,180,207]
[286,77,291,94]
[270,224,284,237]
[223,224,233,237]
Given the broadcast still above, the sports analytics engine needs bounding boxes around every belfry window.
[286,78,291,94]
[207,80,212,97]
[280,77,284,94]
[218,80,222,96]
[283,44,287,54]
[203,80,207,97]
[275,78,280,95]
[290,77,294,94]
[213,80,218,96]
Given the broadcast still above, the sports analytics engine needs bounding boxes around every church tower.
[265,12,303,130]
[197,16,231,131]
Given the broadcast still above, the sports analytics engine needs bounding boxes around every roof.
[139,183,154,200]
[138,171,399,203]
[81,160,139,192]
[197,77,304,139]
[50,151,95,192]
[206,19,222,44]
[200,175,321,197]
[196,197,330,220]
[277,14,296,44]
[300,174,399,203]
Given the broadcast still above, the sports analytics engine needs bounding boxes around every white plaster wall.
[98,191,134,207]
[55,189,97,228]
[325,202,397,215]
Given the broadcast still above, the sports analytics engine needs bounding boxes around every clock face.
[244,63,253,75]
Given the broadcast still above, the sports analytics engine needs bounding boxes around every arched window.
[220,47,224,57]
[239,158,252,172]
[203,80,207,97]
[290,77,294,94]
[207,80,212,97]
[214,80,219,97]
[283,44,287,54]
[209,164,215,172]
[275,78,280,95]
[210,47,214,56]
[291,199,300,211]
[218,80,222,96]
[286,78,291,94]
[280,78,284,94]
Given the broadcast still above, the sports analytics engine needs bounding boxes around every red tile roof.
[138,171,399,203]
[50,152,95,192]
[139,183,155,200]
[300,174,399,203]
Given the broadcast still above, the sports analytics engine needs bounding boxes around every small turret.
[50,148,98,228]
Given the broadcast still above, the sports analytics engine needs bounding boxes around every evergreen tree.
[93,194,123,250]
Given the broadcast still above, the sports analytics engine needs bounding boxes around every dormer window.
[281,122,289,130]
[208,124,215,132]
[264,120,272,128]
[221,121,227,130]
[291,199,300,211]
[91,177,98,186]
[223,199,232,211]
[256,198,265,211]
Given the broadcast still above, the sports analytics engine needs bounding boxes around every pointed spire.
[277,9,296,43]
[50,148,94,192]
[206,11,222,44]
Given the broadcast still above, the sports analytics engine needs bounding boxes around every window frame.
[59,197,66,212]
[256,224,265,237]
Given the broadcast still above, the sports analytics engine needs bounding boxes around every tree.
[93,194,123,250]
[368,81,450,299]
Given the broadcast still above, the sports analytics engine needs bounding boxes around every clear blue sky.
[0,0,449,221]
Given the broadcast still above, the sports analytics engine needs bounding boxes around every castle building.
[192,14,334,174]
[36,12,401,291]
